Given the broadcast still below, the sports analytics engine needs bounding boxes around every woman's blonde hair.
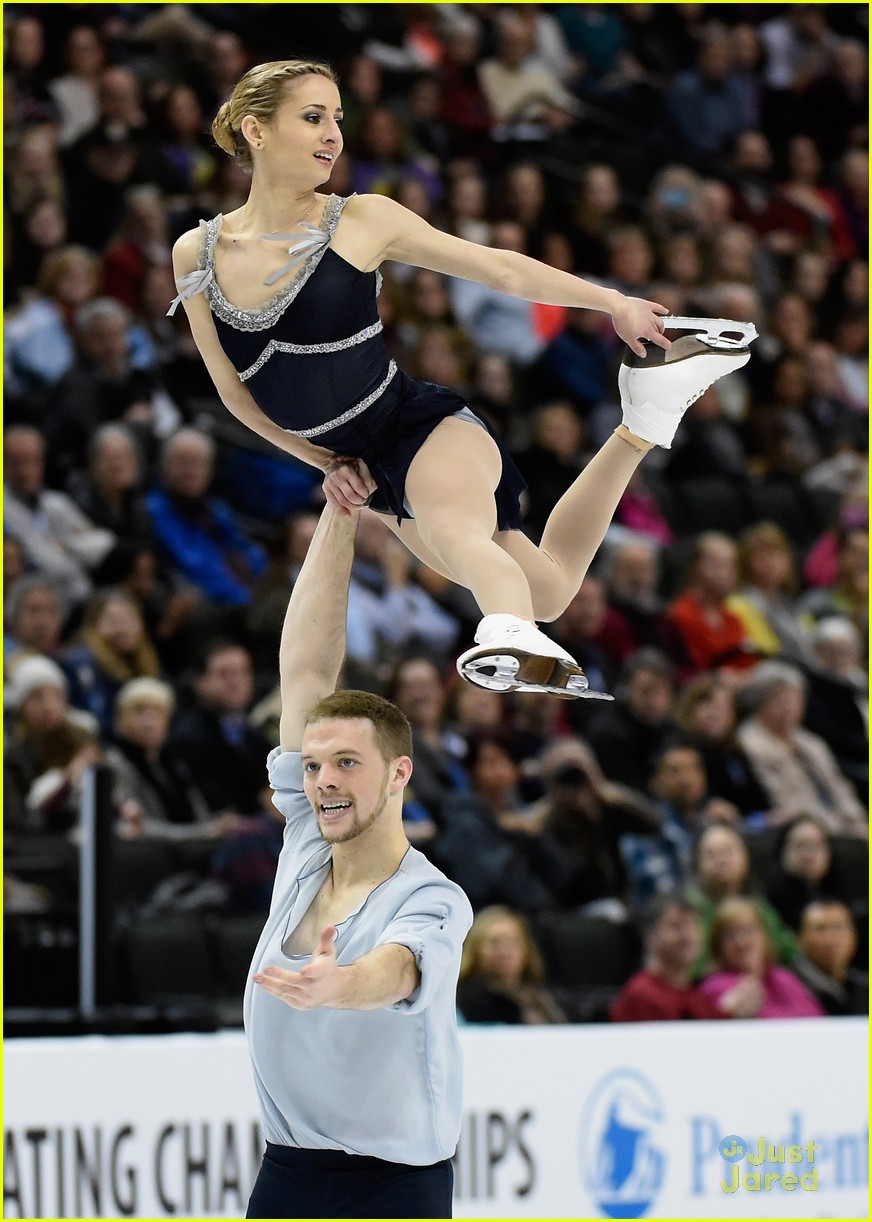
[459,906,545,984]
[709,896,773,966]
[79,590,161,684]
[212,59,338,170]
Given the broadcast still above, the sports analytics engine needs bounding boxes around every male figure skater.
[244,500,473,1219]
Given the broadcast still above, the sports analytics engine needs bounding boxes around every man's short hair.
[305,690,413,764]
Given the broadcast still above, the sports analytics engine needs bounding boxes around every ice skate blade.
[459,651,612,700]
[661,316,758,352]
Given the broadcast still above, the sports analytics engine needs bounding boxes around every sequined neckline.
[205,194,348,332]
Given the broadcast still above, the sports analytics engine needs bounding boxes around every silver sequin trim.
[204,196,346,332]
[285,362,398,438]
[238,320,384,382]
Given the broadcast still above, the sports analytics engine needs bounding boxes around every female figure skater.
[170,60,755,697]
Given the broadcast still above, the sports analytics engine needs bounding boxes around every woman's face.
[55,258,98,308]
[698,827,748,893]
[20,684,66,732]
[719,912,768,975]
[478,918,528,985]
[472,742,519,798]
[95,598,142,654]
[689,684,735,741]
[260,76,344,184]
[782,820,831,883]
[66,26,104,76]
[747,542,792,591]
[25,199,66,248]
[166,86,203,139]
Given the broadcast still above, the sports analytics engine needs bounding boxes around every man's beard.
[319,780,390,844]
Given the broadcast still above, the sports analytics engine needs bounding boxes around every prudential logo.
[578,1069,666,1218]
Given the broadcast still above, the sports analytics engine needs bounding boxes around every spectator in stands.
[46,296,176,485]
[47,25,106,148]
[569,163,628,278]
[550,577,623,693]
[61,589,161,733]
[803,617,867,799]
[149,83,217,199]
[63,64,151,247]
[664,34,754,158]
[4,654,102,834]
[385,656,469,823]
[5,13,56,129]
[726,522,809,662]
[582,649,677,792]
[478,12,578,135]
[457,905,565,1024]
[764,815,843,932]
[146,428,267,609]
[736,661,867,835]
[6,196,69,305]
[699,897,825,1018]
[673,673,771,817]
[449,221,548,364]
[5,576,64,667]
[66,423,152,543]
[523,736,662,912]
[621,742,742,908]
[663,385,750,481]
[610,893,724,1022]
[599,538,682,660]
[346,510,460,674]
[101,185,173,312]
[433,730,566,914]
[5,245,99,399]
[666,532,757,675]
[167,640,275,822]
[688,823,796,968]
[4,425,115,610]
[793,899,868,1016]
[109,677,243,840]
[799,524,868,640]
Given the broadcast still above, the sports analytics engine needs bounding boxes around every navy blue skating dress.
[177,193,527,527]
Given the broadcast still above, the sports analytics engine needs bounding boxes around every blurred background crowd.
[4,2,868,1030]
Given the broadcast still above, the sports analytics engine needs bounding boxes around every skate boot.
[456,614,614,699]
[618,316,758,448]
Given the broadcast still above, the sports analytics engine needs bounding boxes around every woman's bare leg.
[498,429,650,621]
[402,418,538,620]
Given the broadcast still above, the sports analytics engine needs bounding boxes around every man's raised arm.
[279,504,359,753]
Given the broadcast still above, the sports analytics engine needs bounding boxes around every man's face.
[197,647,253,713]
[654,748,707,810]
[650,906,703,972]
[302,718,406,844]
[627,668,673,725]
[799,904,857,977]
[163,439,213,499]
[13,588,61,652]
[5,433,44,495]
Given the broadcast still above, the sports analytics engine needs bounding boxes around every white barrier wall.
[3,1019,867,1219]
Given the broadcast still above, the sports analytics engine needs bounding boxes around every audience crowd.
[4,3,867,1026]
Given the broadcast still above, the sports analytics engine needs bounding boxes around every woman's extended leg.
[402,416,538,620]
[497,429,650,622]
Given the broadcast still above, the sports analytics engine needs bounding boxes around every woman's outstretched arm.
[348,194,670,357]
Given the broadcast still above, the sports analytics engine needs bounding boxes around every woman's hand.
[322,456,377,516]
[610,297,671,357]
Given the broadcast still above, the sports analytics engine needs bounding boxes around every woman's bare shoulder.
[172,224,206,273]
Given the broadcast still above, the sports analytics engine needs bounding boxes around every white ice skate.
[618,316,758,448]
[456,614,614,700]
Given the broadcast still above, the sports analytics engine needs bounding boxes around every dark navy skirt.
[246,1142,454,1219]
[313,368,527,530]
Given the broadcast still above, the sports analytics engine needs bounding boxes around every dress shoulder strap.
[166,216,222,316]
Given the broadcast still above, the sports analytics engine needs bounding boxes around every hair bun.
[211,101,238,156]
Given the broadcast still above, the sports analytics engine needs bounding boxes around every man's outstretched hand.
[254,925,345,1010]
